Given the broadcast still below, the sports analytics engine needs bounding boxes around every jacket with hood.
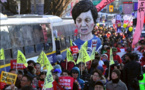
[71,67,85,90]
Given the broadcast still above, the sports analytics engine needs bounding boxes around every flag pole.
[108,61,111,81]
[66,60,67,70]
[16,60,18,73]
[43,51,44,70]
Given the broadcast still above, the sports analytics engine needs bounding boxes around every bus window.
[40,24,52,52]
[20,25,34,46]
[5,49,12,59]
[33,25,44,44]
[60,36,66,49]
[66,36,70,47]
[0,26,11,49]
[25,45,35,56]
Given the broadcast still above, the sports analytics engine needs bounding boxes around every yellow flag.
[37,51,44,66]
[110,48,114,65]
[81,41,88,50]
[90,47,96,60]
[66,48,75,64]
[43,71,53,89]
[17,50,26,64]
[70,39,73,46]
[0,48,5,60]
[37,51,53,71]
[77,47,91,64]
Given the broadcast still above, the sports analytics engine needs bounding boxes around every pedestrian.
[106,69,128,90]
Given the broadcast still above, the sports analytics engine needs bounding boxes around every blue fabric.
[53,68,62,73]
[73,35,102,50]
[71,67,85,90]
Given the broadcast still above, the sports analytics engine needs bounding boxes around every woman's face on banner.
[76,10,94,35]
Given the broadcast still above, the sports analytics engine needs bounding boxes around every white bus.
[0,14,77,72]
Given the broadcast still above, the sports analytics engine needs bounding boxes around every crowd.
[1,0,145,90]
[1,26,145,90]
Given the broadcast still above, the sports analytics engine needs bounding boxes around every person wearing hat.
[106,69,127,90]
[94,81,105,90]
[71,67,85,90]
[105,47,122,64]
[137,40,145,52]
[84,69,106,90]
[112,47,122,64]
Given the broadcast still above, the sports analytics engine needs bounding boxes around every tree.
[0,0,72,17]
[44,0,72,17]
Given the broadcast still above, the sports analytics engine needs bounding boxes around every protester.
[78,62,90,81]
[106,69,127,90]
[52,73,63,90]
[123,53,141,90]
[71,67,85,90]
[35,63,41,77]
[38,72,46,90]
[24,60,36,78]
[53,64,62,77]
[84,69,106,90]
[61,70,70,76]
[94,81,105,90]
[20,75,33,88]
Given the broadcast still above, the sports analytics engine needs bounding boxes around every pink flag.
[132,0,145,46]
[96,0,115,12]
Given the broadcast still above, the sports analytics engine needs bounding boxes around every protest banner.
[0,71,17,85]
[59,76,74,89]
[132,0,145,46]
[0,48,5,60]
[70,46,79,54]
[42,71,53,89]
[0,82,6,90]
[77,47,91,64]
[10,60,25,69]
[37,51,53,71]
[66,48,75,63]
[96,0,115,12]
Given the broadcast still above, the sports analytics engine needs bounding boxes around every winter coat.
[123,60,141,88]
[84,79,96,90]
[60,61,74,71]
[71,67,85,90]
[106,80,128,90]
[80,70,90,82]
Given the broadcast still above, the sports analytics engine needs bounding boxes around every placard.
[0,71,17,85]
[11,59,25,69]
[70,46,79,54]
[59,76,74,89]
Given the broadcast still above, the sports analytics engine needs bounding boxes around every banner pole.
[16,61,18,73]
[66,61,67,70]
[108,62,111,81]
[81,63,82,75]
[43,51,44,70]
